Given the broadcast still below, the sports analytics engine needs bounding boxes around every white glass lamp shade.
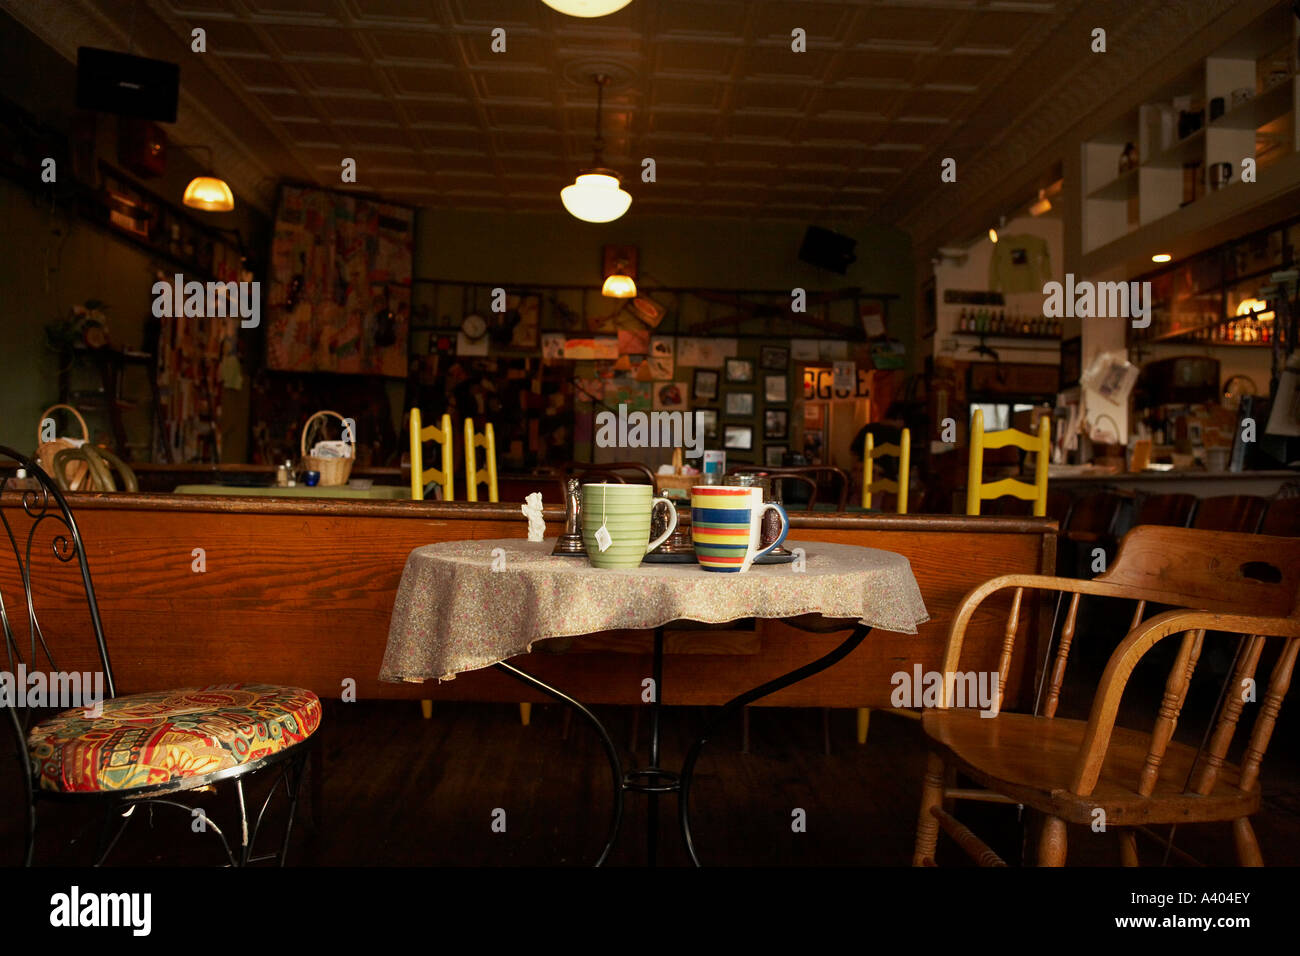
[601,274,637,298]
[183,175,235,212]
[560,171,631,223]
[541,0,632,17]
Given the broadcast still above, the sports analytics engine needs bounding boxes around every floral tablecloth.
[381,539,928,682]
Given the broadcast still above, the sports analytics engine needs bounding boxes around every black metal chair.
[0,447,320,866]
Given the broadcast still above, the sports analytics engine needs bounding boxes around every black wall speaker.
[798,225,857,274]
[76,47,180,123]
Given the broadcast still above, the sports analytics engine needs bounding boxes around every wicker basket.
[300,409,355,487]
[654,448,697,500]
[35,403,94,490]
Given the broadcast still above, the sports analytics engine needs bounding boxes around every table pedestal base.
[494,621,872,866]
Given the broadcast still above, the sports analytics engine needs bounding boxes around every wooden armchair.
[912,524,1300,867]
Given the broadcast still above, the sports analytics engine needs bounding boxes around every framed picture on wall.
[764,409,788,439]
[693,369,719,401]
[725,358,754,383]
[760,346,789,370]
[764,444,787,468]
[725,392,754,416]
[696,408,718,439]
[764,375,788,403]
[724,425,753,450]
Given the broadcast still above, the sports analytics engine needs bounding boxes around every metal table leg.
[494,661,625,867]
[677,622,873,866]
[494,621,871,867]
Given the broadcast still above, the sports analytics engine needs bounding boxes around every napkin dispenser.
[552,477,586,556]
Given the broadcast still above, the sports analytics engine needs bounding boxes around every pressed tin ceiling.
[8,0,1189,221]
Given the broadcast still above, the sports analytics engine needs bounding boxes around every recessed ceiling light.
[1152,253,1172,262]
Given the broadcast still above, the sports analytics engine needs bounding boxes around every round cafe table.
[382,537,928,866]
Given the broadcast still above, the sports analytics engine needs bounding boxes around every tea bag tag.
[594,485,612,551]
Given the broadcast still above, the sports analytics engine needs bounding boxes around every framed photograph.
[764,409,789,439]
[764,444,787,468]
[723,424,753,450]
[725,358,754,383]
[764,375,788,403]
[693,368,719,401]
[760,346,789,370]
[725,391,754,417]
[695,408,719,440]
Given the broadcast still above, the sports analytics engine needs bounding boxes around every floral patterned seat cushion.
[28,683,322,793]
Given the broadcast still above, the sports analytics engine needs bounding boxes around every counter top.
[1051,469,1298,484]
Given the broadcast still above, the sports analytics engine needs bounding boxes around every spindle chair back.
[913,524,1300,867]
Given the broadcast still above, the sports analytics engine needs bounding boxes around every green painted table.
[173,484,411,500]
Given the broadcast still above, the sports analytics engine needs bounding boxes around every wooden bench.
[0,494,1057,711]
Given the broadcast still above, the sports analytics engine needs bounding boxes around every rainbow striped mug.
[690,485,789,573]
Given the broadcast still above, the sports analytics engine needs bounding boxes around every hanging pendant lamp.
[177,144,235,212]
[561,74,631,223]
[541,1,633,18]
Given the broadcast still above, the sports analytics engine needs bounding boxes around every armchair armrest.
[939,573,1154,699]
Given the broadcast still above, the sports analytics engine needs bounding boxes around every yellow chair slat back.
[862,427,910,513]
[463,418,499,503]
[966,408,1050,516]
[409,408,454,501]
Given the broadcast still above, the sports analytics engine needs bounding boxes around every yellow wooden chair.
[462,417,529,724]
[862,428,910,513]
[855,429,911,744]
[463,418,499,503]
[409,408,454,502]
[966,408,1050,516]
[410,408,453,721]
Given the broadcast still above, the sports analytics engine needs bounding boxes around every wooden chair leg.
[1037,815,1068,866]
[1118,829,1139,866]
[519,702,531,726]
[912,752,945,866]
[856,707,870,744]
[1233,817,1264,866]
[420,699,432,720]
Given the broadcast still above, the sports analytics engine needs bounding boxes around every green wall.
[414,208,913,313]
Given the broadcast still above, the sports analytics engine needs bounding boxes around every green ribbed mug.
[581,483,678,569]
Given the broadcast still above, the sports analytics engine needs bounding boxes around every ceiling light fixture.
[602,273,637,297]
[988,215,1006,244]
[561,74,631,223]
[540,0,633,17]
[177,145,234,212]
[1029,189,1052,216]
[602,247,637,297]
[1152,253,1172,263]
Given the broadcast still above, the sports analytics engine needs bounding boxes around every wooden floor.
[6,677,1300,866]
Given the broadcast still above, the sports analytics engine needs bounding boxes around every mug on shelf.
[581,483,678,569]
[690,485,789,573]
